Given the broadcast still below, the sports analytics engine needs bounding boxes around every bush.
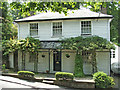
[17,71,35,78]
[55,72,74,81]
[93,72,115,88]
[2,64,6,70]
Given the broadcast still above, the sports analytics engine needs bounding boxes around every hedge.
[55,72,74,81]
[17,71,35,78]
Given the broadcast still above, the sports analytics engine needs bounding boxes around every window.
[81,21,91,35]
[111,50,115,58]
[30,23,38,36]
[29,53,36,62]
[82,51,92,63]
[53,22,62,37]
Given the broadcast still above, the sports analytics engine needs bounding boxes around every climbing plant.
[60,36,115,76]
[74,52,84,77]
[2,37,41,56]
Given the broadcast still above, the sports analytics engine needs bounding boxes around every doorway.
[53,50,61,71]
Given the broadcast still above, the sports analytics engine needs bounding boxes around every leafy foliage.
[55,72,74,81]
[10,2,79,19]
[61,36,115,51]
[93,72,115,88]
[17,71,35,78]
[74,53,84,77]
[2,37,41,55]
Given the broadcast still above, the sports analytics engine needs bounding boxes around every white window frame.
[80,21,92,35]
[111,50,115,58]
[51,21,63,37]
[29,22,38,37]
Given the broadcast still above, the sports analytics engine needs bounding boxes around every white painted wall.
[96,51,110,75]
[25,52,34,71]
[9,53,14,68]
[15,50,110,75]
[19,22,29,39]
[92,19,110,41]
[61,50,76,73]
[18,19,110,41]
[111,44,120,64]
[38,52,49,72]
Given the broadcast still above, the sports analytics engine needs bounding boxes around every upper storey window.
[81,21,91,35]
[30,23,38,36]
[53,22,62,37]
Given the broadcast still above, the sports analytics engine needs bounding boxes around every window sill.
[51,36,63,38]
[30,35,40,38]
[81,34,91,35]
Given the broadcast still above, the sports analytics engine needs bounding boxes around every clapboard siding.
[18,19,110,41]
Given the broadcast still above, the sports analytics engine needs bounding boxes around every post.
[49,49,50,72]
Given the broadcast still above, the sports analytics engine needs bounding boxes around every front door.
[53,50,61,71]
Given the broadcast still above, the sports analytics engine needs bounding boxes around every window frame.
[80,21,92,35]
[111,50,115,58]
[29,23,38,37]
[51,21,63,37]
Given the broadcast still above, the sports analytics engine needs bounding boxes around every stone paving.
[0,76,66,89]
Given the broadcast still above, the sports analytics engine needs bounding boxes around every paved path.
[0,75,66,89]
[0,80,31,89]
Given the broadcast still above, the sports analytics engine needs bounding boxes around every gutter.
[14,16,113,23]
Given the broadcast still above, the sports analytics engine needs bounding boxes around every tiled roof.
[15,9,113,22]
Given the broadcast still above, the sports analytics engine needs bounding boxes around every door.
[53,50,61,71]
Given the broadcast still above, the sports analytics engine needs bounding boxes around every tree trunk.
[92,50,97,73]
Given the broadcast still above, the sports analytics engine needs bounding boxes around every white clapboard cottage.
[9,8,113,75]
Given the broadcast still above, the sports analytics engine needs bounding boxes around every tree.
[1,2,18,67]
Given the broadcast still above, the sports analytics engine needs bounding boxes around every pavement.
[0,75,67,89]
[111,73,120,88]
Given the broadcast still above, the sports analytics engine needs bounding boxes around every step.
[42,80,54,85]
[43,78,56,81]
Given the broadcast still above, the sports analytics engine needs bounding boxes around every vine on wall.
[60,36,115,77]
[74,52,84,77]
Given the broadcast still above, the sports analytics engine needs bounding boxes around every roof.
[15,8,113,22]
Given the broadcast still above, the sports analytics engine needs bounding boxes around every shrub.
[17,71,35,78]
[93,72,115,88]
[55,72,74,81]
[2,64,6,70]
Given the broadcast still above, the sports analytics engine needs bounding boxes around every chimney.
[100,5,107,14]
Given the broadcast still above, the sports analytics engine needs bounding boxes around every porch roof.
[41,41,61,49]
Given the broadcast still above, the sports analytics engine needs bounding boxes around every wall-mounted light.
[42,55,45,58]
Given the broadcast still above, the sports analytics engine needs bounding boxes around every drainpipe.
[110,50,111,76]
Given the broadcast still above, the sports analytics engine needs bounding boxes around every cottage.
[9,8,113,75]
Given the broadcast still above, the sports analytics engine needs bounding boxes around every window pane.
[30,23,38,36]
[30,30,38,36]
[81,21,91,35]
[53,22,62,36]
